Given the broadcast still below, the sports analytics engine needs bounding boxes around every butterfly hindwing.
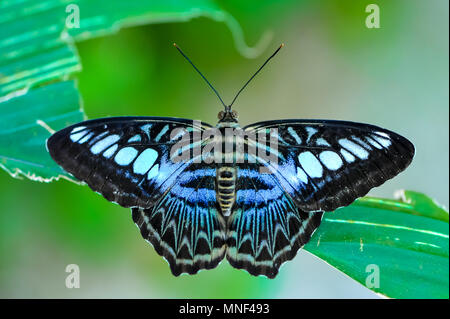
[47,117,212,209]
[244,119,415,212]
[132,163,226,276]
[226,163,324,278]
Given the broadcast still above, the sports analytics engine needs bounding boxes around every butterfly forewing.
[47,117,212,208]
[244,119,415,212]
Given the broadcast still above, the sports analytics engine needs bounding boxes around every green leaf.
[305,190,449,299]
[0,80,84,181]
[0,0,266,181]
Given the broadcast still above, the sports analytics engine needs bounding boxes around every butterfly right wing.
[47,116,212,209]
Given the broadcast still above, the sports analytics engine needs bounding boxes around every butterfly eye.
[218,111,225,120]
[231,110,238,119]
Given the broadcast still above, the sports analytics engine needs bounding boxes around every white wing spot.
[147,164,159,180]
[89,131,109,144]
[296,167,308,184]
[316,138,331,147]
[77,132,94,144]
[91,134,120,154]
[103,144,118,158]
[338,138,369,159]
[366,136,383,149]
[133,149,158,174]
[372,134,391,148]
[340,149,356,163]
[298,151,323,178]
[114,147,138,165]
[305,127,318,142]
[375,131,390,139]
[154,124,169,142]
[351,136,372,150]
[171,128,190,141]
[128,135,141,143]
[288,127,302,144]
[140,124,152,139]
[71,126,86,134]
[70,130,88,142]
[319,151,343,170]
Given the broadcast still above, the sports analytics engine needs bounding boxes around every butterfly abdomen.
[216,166,237,216]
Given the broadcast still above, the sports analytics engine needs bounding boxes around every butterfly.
[47,44,415,278]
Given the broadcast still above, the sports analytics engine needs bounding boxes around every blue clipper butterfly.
[47,44,415,278]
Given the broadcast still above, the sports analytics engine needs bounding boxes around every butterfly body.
[216,165,237,216]
[47,110,414,278]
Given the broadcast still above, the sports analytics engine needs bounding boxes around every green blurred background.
[0,0,448,298]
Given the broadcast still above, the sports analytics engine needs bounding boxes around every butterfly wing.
[244,119,415,212]
[132,163,226,276]
[226,163,323,278]
[47,116,212,208]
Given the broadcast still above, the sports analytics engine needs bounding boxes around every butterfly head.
[218,108,238,123]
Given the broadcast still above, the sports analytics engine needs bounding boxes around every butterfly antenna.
[228,43,284,110]
[173,43,227,110]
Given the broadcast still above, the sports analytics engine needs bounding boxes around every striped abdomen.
[216,166,236,216]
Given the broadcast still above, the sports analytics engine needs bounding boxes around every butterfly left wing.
[244,119,415,212]
[47,116,212,209]
[226,163,323,278]
[48,117,227,275]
